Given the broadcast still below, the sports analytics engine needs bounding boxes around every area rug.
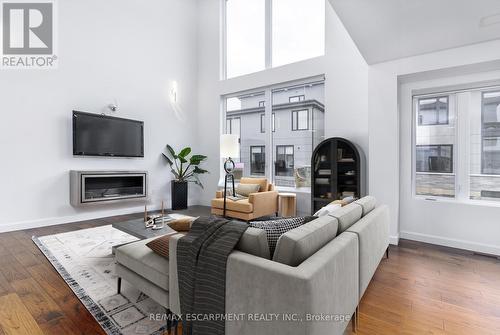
[33,225,169,335]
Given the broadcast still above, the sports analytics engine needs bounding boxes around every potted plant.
[162,145,208,210]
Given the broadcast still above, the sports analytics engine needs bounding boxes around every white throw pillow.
[314,203,342,217]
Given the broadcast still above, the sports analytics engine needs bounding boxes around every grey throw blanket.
[177,216,248,335]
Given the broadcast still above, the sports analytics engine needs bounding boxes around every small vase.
[171,180,188,210]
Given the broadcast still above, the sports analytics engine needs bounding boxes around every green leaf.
[162,153,174,166]
[166,144,177,159]
[193,166,209,174]
[190,155,207,165]
[179,157,188,164]
[179,147,192,158]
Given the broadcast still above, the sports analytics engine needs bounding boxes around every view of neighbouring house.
[415,90,500,201]
[225,80,325,187]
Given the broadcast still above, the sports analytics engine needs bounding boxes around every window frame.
[259,101,265,107]
[291,109,309,131]
[481,90,500,175]
[260,113,266,133]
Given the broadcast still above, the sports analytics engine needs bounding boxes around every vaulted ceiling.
[329,0,500,64]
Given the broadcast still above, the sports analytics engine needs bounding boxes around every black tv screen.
[73,111,144,157]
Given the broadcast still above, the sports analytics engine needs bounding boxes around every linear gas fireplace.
[70,171,147,206]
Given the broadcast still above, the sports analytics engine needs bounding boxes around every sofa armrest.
[248,191,278,218]
[168,234,185,315]
[346,205,389,298]
[226,232,359,335]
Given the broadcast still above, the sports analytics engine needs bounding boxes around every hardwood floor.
[0,209,499,334]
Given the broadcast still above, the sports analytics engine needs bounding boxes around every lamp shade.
[220,134,239,158]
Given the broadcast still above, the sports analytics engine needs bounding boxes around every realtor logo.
[1,0,57,69]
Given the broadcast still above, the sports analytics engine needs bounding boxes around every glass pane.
[226,0,265,78]
[250,146,265,175]
[470,91,500,200]
[418,97,448,125]
[272,81,325,188]
[225,92,266,178]
[297,110,308,130]
[415,95,455,198]
[272,0,325,67]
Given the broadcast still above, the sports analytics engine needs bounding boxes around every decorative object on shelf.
[220,134,240,217]
[311,137,365,214]
[162,145,208,210]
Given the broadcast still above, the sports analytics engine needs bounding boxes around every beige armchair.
[211,177,279,221]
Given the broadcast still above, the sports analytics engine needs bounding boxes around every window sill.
[414,195,500,208]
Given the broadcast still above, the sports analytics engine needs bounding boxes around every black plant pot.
[171,181,188,210]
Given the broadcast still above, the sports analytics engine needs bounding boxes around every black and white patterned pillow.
[249,217,316,256]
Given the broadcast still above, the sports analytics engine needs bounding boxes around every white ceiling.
[328,0,500,64]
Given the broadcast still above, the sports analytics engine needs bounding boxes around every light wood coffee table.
[279,193,297,217]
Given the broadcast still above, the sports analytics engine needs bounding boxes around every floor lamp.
[220,134,240,217]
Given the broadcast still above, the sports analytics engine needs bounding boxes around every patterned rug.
[33,225,169,335]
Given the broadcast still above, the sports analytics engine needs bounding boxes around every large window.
[224,0,325,78]
[250,146,266,175]
[225,0,265,78]
[223,78,325,189]
[414,87,500,202]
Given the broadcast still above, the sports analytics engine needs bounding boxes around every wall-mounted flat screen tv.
[73,111,144,157]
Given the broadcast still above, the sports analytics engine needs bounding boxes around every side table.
[279,193,297,217]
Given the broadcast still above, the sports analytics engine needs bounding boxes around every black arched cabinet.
[311,137,366,214]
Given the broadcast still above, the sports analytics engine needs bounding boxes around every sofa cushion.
[354,196,377,216]
[240,177,268,192]
[249,217,315,255]
[328,203,362,234]
[314,203,342,217]
[273,216,339,266]
[236,183,261,197]
[235,227,271,259]
[115,237,169,289]
[211,198,253,213]
[146,235,171,258]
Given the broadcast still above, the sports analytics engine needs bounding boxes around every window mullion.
[456,93,470,201]
[265,0,272,69]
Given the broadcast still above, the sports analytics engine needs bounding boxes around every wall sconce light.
[171,81,178,103]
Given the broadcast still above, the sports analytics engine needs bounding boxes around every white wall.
[196,0,370,215]
[368,39,500,251]
[0,0,200,232]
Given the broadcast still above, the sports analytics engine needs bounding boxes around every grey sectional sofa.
[115,196,389,335]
